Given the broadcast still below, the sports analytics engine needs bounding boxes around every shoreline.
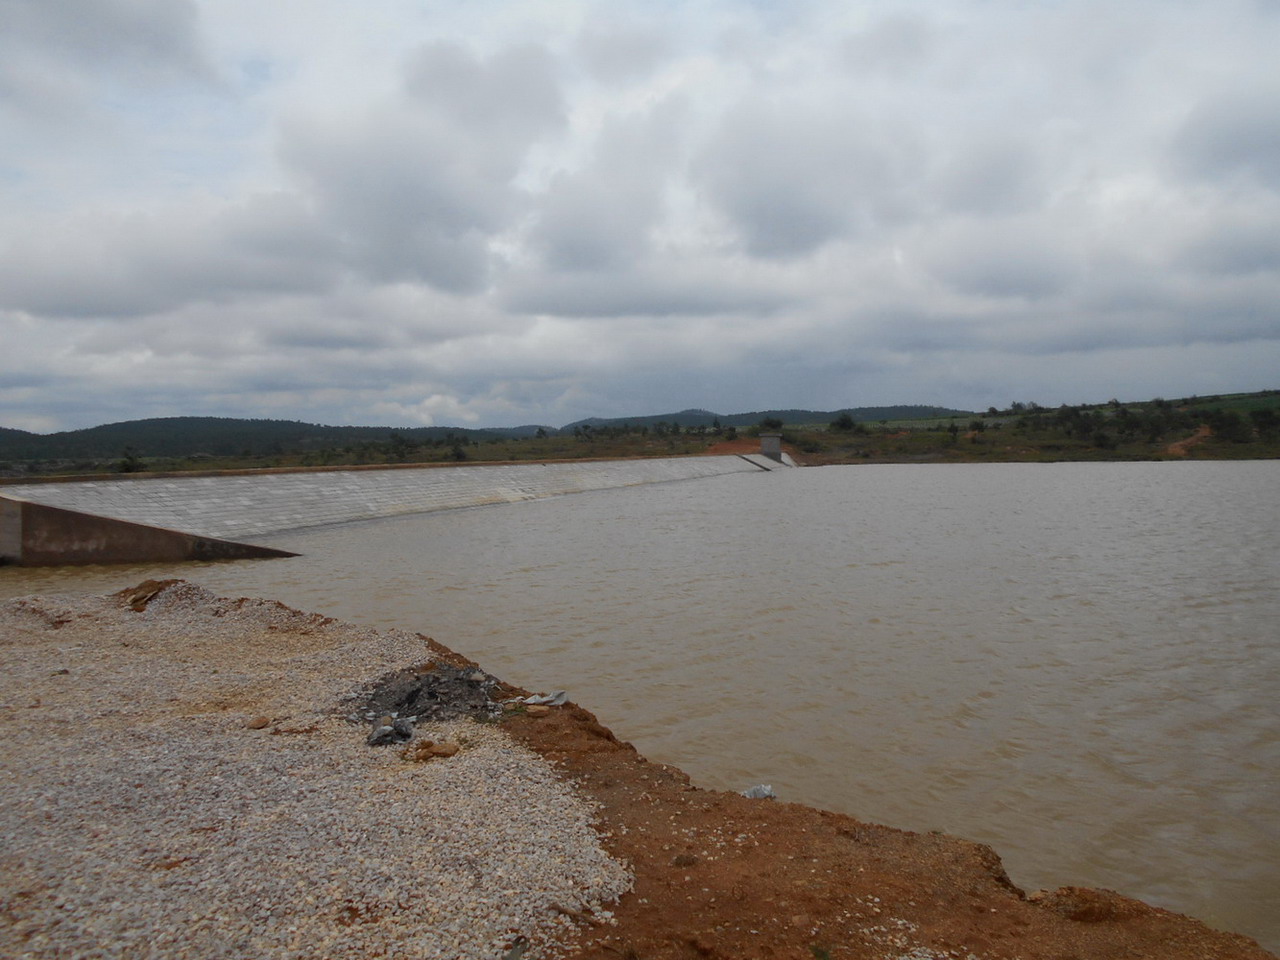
[1,580,1273,960]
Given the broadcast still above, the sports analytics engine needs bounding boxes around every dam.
[0,452,793,565]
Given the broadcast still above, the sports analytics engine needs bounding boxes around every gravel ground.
[0,581,631,960]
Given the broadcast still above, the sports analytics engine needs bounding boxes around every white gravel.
[0,581,631,960]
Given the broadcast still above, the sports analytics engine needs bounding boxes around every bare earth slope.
[0,582,1271,960]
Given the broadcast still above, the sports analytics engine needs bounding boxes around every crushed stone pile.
[0,580,631,960]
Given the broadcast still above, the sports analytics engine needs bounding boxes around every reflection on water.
[4,461,1278,951]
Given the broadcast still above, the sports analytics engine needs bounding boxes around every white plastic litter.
[521,691,568,706]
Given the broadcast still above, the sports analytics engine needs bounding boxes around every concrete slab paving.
[1,456,775,553]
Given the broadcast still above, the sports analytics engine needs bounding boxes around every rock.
[120,580,171,611]
[401,740,460,761]
[401,740,437,762]
[367,714,414,746]
[526,705,551,717]
[246,716,271,730]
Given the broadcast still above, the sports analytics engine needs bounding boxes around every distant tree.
[117,447,144,473]
[1113,407,1139,441]
[759,417,784,430]
[830,413,856,431]
[1204,409,1253,443]
[535,427,547,439]
[1249,408,1278,440]
[386,432,413,462]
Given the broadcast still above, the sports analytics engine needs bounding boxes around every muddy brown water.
[4,461,1277,952]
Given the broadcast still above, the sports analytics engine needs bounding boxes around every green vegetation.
[0,418,733,477]
[787,390,1280,464]
[1,391,1276,478]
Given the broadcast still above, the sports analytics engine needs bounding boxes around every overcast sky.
[3,0,1279,432]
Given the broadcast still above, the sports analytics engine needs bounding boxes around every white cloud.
[1,0,1278,432]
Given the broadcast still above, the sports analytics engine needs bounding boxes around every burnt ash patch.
[353,663,506,725]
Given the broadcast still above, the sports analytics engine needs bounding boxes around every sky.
[3,0,1279,432]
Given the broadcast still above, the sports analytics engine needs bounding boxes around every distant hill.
[0,406,979,462]
[0,416,536,461]
[561,408,722,431]
[561,405,973,431]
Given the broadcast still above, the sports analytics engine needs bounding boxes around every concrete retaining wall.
[1,455,775,565]
[2,499,296,566]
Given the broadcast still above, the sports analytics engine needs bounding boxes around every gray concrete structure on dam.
[1,456,779,551]
[740,452,798,470]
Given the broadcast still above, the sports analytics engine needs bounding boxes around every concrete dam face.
[0,455,791,565]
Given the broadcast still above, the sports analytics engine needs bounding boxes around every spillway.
[1,454,790,565]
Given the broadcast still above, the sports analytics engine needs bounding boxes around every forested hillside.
[0,417,515,461]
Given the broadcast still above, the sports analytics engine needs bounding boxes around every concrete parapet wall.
[1,455,774,564]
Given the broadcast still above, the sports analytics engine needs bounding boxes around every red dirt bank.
[502,701,1272,960]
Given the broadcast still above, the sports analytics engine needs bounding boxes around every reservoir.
[4,460,1277,951]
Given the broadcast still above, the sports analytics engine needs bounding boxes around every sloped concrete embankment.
[0,456,774,565]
